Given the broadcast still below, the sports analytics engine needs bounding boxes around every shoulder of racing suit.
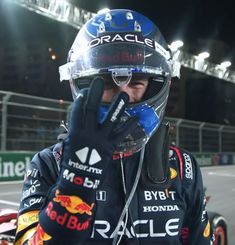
[170,145,207,236]
[18,143,62,211]
[169,145,198,183]
[33,143,61,185]
[169,144,204,207]
[15,143,62,244]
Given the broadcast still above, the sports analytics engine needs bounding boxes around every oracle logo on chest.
[91,218,180,238]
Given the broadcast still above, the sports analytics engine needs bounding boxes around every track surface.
[202,165,235,245]
[0,165,234,244]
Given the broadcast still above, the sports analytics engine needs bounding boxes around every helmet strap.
[142,121,172,189]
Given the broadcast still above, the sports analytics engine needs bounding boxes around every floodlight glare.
[169,40,184,51]
[51,54,57,60]
[220,61,231,69]
[197,52,210,60]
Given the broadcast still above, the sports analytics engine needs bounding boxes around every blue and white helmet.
[59,9,180,154]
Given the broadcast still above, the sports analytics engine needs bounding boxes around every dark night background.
[0,0,234,125]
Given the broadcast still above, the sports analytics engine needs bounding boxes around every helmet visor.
[59,41,171,81]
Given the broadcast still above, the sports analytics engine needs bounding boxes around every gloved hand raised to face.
[39,77,138,241]
[59,77,138,193]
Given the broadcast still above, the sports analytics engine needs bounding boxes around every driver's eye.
[131,81,144,86]
[129,80,148,88]
[103,76,149,90]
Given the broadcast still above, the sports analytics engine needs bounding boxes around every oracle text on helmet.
[88,33,154,49]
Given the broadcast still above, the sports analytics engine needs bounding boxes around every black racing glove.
[39,77,137,242]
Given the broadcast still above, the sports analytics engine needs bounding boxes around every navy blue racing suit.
[15,140,213,245]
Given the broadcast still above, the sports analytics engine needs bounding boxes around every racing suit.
[15,137,213,244]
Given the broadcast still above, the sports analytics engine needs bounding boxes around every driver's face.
[102,76,149,103]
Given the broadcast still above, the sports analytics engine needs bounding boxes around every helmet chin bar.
[109,68,132,86]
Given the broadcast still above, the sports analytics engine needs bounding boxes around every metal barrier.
[0,90,70,151]
[1,90,235,153]
[166,117,235,153]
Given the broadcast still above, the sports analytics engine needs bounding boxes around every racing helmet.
[59,9,180,154]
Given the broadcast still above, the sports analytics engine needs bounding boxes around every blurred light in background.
[197,52,210,60]
[169,40,184,52]
[220,61,231,69]
[51,54,57,60]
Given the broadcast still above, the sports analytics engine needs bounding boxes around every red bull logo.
[28,224,51,245]
[53,190,94,215]
[46,201,92,231]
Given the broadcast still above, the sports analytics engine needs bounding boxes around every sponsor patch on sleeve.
[16,210,39,233]
[203,221,210,237]
[182,153,193,179]
[170,167,177,179]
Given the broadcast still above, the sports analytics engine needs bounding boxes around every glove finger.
[102,92,129,136]
[84,77,105,129]
[112,117,139,143]
[69,89,88,132]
